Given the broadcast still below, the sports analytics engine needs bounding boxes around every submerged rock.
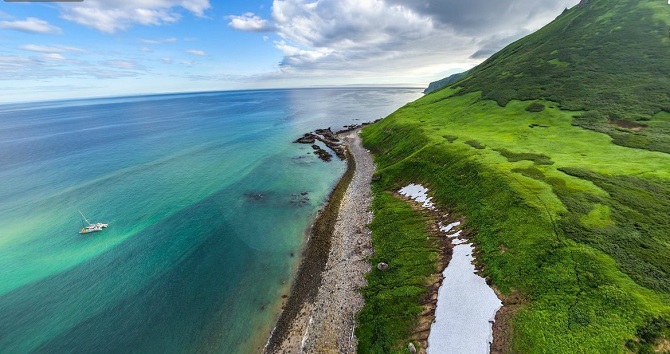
[312,145,333,162]
[289,193,310,207]
[243,191,273,202]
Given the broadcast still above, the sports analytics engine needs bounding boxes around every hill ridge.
[442,0,670,153]
[358,0,670,352]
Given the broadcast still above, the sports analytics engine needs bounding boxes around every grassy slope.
[356,191,440,354]
[456,0,670,154]
[357,1,670,351]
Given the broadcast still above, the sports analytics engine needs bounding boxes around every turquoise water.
[0,88,421,353]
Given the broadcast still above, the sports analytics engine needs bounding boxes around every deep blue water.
[0,88,421,353]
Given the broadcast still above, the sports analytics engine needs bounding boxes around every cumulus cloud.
[228,0,580,84]
[387,0,577,35]
[266,0,444,75]
[228,13,275,32]
[272,0,433,50]
[0,17,63,35]
[59,0,211,33]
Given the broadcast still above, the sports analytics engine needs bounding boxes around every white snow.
[427,242,502,354]
[440,221,461,233]
[448,231,465,241]
[399,183,502,354]
[398,184,435,209]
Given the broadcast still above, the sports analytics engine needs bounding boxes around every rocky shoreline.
[293,120,382,162]
[294,128,347,162]
[265,128,375,353]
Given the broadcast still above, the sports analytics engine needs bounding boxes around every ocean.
[0,88,421,353]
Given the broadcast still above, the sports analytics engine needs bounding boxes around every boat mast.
[79,210,92,226]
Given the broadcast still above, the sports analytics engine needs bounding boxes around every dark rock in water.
[300,192,309,196]
[408,342,417,354]
[244,191,272,202]
[295,133,316,144]
[289,193,311,207]
[294,127,347,161]
[311,145,333,162]
[314,128,334,137]
[377,262,389,271]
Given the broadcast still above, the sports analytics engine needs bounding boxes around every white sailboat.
[78,211,108,234]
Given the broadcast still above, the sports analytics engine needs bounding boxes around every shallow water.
[0,88,421,353]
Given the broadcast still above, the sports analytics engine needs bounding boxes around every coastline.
[265,128,374,353]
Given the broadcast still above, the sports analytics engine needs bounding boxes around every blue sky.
[0,0,579,103]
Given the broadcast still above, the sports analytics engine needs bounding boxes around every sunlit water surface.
[0,88,421,353]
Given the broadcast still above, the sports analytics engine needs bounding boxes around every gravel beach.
[268,129,375,353]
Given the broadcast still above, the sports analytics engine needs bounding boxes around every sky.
[0,0,580,103]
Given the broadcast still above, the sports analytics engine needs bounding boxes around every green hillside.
[458,0,670,154]
[357,0,670,353]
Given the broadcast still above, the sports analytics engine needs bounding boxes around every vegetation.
[452,0,670,153]
[424,71,468,94]
[525,102,545,113]
[356,191,441,353]
[357,1,670,348]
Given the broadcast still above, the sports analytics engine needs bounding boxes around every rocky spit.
[295,128,347,161]
[270,129,375,353]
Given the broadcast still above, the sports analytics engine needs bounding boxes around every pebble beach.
[267,129,375,353]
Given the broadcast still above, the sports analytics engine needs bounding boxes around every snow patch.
[398,183,501,354]
[440,221,461,233]
[447,230,465,239]
[427,242,502,353]
[399,184,435,209]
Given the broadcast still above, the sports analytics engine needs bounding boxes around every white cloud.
[264,0,446,76]
[272,0,433,50]
[228,13,275,32]
[161,57,173,63]
[59,0,211,33]
[228,0,580,85]
[140,37,178,44]
[43,53,66,61]
[105,59,141,70]
[21,44,87,53]
[275,40,331,66]
[0,51,149,83]
[186,49,207,56]
[0,17,63,35]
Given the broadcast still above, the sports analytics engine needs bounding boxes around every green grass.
[356,190,440,354]
[356,1,670,352]
[357,86,670,353]
[452,0,670,154]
